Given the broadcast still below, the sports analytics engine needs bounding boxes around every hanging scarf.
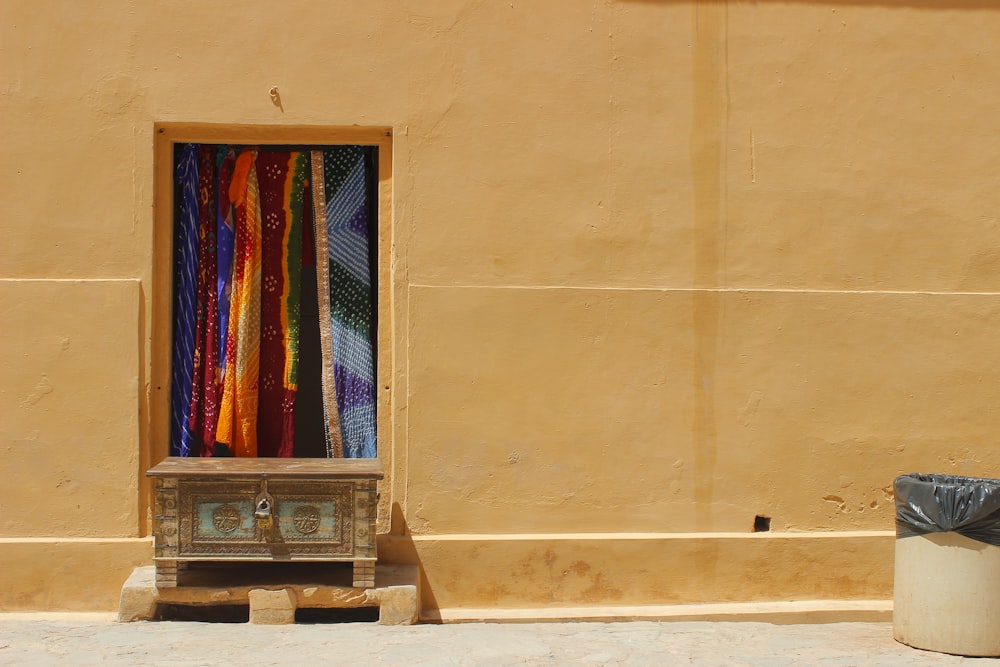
[255,151,306,457]
[215,149,262,457]
[188,146,220,455]
[319,147,377,459]
[310,151,345,457]
[256,150,291,456]
[171,144,200,457]
[281,152,308,456]
[216,149,237,382]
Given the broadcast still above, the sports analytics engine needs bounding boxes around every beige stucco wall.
[2,0,999,614]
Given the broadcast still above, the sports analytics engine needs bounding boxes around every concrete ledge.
[5,531,895,616]
[117,563,419,625]
[0,612,117,622]
[424,600,893,624]
[379,531,896,612]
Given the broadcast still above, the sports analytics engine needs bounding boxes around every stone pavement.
[0,616,997,666]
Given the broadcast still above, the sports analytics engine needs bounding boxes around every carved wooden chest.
[148,458,382,588]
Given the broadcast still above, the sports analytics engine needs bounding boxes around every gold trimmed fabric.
[310,150,344,458]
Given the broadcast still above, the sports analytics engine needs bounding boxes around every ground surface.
[0,617,996,666]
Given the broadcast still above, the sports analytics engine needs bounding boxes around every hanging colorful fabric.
[171,144,200,457]
[176,143,376,460]
[310,151,345,458]
[215,149,262,457]
[321,147,377,459]
[187,146,220,455]
[255,151,307,457]
[204,148,237,457]
[216,149,237,383]
[281,152,309,457]
[256,150,291,456]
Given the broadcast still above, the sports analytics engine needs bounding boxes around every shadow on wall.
[377,503,440,620]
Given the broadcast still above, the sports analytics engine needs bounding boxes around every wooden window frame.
[145,124,395,536]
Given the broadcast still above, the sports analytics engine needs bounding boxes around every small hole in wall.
[753,515,771,532]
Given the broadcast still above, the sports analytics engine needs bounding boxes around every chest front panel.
[150,458,380,566]
[176,480,355,558]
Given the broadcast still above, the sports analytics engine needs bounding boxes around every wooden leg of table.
[155,560,179,588]
[353,561,376,589]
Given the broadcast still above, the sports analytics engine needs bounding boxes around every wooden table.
[148,458,383,589]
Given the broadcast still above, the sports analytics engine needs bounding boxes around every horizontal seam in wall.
[424,599,894,618]
[0,278,142,284]
[408,284,1000,296]
[405,531,895,541]
[0,537,152,544]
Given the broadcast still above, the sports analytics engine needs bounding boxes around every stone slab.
[117,563,418,625]
[248,589,295,625]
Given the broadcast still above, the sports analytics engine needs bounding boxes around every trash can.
[893,473,1000,657]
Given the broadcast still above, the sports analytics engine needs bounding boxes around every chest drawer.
[178,479,355,557]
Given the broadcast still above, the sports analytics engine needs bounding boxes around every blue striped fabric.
[323,148,377,458]
[325,159,371,284]
[331,319,377,458]
[171,144,200,456]
[216,148,236,376]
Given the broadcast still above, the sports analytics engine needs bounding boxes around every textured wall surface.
[2,0,999,613]
[0,280,140,537]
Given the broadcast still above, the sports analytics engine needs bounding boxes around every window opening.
[170,144,378,459]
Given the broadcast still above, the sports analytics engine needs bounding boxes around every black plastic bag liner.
[895,473,1000,547]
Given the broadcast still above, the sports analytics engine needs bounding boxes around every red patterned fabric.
[188,145,220,455]
[255,151,291,457]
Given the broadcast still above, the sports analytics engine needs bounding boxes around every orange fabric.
[216,150,262,456]
[228,150,255,207]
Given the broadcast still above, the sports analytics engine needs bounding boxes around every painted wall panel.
[0,280,140,537]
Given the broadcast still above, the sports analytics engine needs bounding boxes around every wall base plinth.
[380,531,895,621]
